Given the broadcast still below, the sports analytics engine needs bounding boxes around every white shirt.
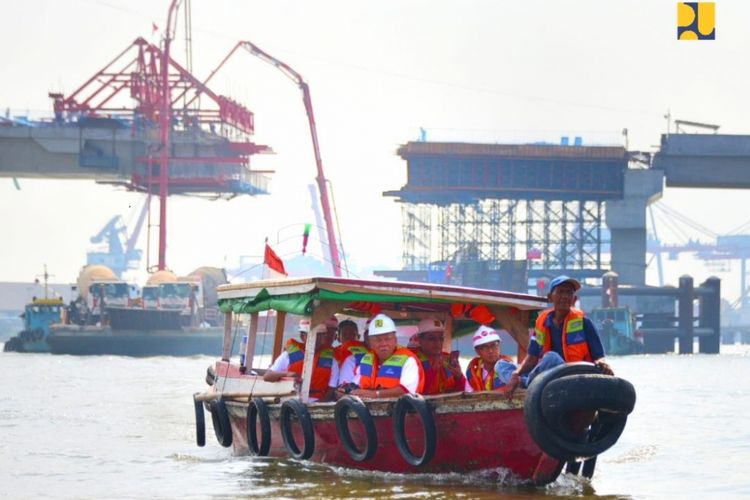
[339,354,359,385]
[352,356,421,394]
[268,350,340,388]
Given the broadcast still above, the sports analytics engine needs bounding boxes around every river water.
[1,346,749,499]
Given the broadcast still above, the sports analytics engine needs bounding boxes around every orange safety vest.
[334,340,369,365]
[465,355,513,391]
[416,350,462,394]
[285,339,335,398]
[534,308,593,362]
[358,347,425,393]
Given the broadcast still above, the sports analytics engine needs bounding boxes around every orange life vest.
[358,347,425,393]
[416,350,462,394]
[334,340,369,364]
[465,355,513,391]
[285,338,335,398]
[534,308,593,362]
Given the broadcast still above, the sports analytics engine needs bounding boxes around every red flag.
[264,243,287,275]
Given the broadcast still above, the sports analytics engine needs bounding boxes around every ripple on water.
[607,444,658,464]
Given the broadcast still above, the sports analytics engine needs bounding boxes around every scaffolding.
[400,199,608,280]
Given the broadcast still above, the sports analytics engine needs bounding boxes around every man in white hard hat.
[413,317,465,394]
[340,313,424,399]
[465,325,515,392]
[264,318,339,402]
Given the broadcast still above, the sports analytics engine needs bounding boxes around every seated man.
[414,318,465,394]
[334,319,368,365]
[264,319,339,402]
[339,313,424,399]
[465,325,515,392]
[503,275,613,392]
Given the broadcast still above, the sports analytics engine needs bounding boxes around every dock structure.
[579,272,721,354]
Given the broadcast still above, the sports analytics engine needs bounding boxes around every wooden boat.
[192,277,636,484]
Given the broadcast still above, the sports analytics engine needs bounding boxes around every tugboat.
[4,266,66,353]
[3,298,65,353]
[589,306,645,355]
[192,276,636,484]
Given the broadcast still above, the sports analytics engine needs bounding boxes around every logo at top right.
[678,2,715,40]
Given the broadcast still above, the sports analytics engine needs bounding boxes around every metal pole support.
[678,275,694,354]
[699,277,721,354]
[601,271,619,308]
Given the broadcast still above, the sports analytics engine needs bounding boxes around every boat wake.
[328,464,523,487]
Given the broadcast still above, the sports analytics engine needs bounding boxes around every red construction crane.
[200,41,344,277]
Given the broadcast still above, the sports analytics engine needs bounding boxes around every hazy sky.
[2,0,750,300]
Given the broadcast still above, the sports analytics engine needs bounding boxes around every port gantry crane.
[197,40,345,277]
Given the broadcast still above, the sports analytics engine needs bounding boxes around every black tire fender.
[247,397,272,456]
[334,396,378,462]
[392,393,437,467]
[193,393,206,447]
[210,398,233,448]
[542,373,636,439]
[280,399,315,460]
[524,362,635,461]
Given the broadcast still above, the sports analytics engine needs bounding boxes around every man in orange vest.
[464,325,514,392]
[334,319,368,364]
[504,275,613,392]
[413,317,465,394]
[264,319,339,401]
[340,313,424,399]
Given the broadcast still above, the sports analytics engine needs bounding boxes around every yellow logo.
[375,319,383,327]
[678,2,715,40]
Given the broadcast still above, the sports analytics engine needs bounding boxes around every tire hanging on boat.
[334,396,378,462]
[280,399,315,460]
[246,397,272,456]
[210,398,233,448]
[524,362,635,461]
[193,393,206,447]
[392,394,436,467]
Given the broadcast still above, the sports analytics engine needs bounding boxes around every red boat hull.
[219,397,562,484]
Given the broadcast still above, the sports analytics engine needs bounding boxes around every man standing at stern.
[504,275,613,392]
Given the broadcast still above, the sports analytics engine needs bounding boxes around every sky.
[2,0,750,302]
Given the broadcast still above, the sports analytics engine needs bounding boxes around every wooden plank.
[245,312,259,370]
[271,311,286,362]
[221,310,233,361]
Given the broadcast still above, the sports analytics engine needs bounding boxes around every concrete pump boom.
[201,41,344,276]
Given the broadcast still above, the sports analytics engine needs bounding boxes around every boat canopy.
[217,277,548,337]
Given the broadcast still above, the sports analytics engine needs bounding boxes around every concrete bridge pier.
[605,169,664,286]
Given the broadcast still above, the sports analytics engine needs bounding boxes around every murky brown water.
[2,346,749,498]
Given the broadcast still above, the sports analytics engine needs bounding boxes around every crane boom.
[201,41,343,276]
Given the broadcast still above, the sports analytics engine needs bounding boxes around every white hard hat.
[472,325,501,348]
[417,317,445,335]
[368,313,396,337]
[298,318,311,334]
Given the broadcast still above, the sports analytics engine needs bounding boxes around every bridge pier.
[605,169,664,285]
